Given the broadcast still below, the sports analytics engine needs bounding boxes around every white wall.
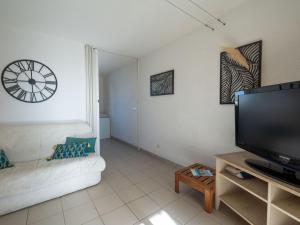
[138,0,300,167]
[104,62,138,146]
[0,25,86,123]
[99,76,106,114]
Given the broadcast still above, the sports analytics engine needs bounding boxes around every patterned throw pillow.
[50,143,89,160]
[65,137,96,153]
[0,149,13,169]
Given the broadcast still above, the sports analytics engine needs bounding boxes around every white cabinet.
[216,152,300,225]
[100,114,110,139]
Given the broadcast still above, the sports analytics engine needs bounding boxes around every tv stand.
[245,158,300,187]
[216,151,300,225]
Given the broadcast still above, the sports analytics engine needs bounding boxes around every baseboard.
[109,137,182,168]
[110,136,138,149]
[139,147,183,168]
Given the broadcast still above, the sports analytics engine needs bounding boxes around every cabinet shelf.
[220,190,267,225]
[220,170,268,202]
[272,197,300,223]
[216,151,300,225]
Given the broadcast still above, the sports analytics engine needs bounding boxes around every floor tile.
[82,217,104,225]
[115,185,145,203]
[29,212,65,225]
[87,181,114,200]
[93,193,124,215]
[152,174,174,186]
[101,139,246,224]
[135,210,183,225]
[143,168,163,178]
[27,198,62,224]
[106,176,133,190]
[134,219,153,225]
[149,187,178,207]
[186,214,219,225]
[0,209,28,225]
[136,178,161,194]
[126,171,148,184]
[128,196,160,220]
[101,206,138,225]
[164,198,198,224]
[64,202,98,225]
[181,190,205,211]
[62,190,91,210]
[103,171,124,182]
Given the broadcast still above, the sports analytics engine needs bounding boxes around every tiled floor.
[0,139,248,225]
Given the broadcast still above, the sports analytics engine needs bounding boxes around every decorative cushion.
[50,143,89,160]
[65,137,96,153]
[0,149,13,169]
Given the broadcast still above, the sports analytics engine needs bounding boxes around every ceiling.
[0,0,248,57]
[99,51,136,76]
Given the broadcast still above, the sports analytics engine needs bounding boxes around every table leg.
[204,189,214,213]
[175,174,180,193]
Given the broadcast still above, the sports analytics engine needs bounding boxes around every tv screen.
[236,88,300,171]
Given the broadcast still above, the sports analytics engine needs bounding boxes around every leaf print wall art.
[220,41,262,104]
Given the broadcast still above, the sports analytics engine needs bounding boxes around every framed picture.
[150,70,174,96]
[220,40,262,104]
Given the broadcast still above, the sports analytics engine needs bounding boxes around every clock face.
[1,60,57,103]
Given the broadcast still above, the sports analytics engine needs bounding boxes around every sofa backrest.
[0,122,93,162]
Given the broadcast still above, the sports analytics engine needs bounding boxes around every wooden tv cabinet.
[216,151,300,225]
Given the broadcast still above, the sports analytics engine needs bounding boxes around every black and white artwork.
[150,70,174,96]
[220,41,262,104]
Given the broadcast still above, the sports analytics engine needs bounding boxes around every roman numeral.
[38,65,44,73]
[43,73,54,78]
[45,81,57,85]
[40,91,47,100]
[6,67,19,76]
[7,85,21,94]
[14,62,26,72]
[30,92,37,102]
[3,77,18,84]
[44,86,55,94]
[17,90,27,101]
[26,61,34,71]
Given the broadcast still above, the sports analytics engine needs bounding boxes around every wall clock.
[1,59,57,103]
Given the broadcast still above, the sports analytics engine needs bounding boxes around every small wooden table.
[175,163,216,213]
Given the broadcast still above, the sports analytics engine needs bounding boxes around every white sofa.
[0,122,106,216]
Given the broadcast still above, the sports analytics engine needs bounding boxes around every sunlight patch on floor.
[137,210,180,225]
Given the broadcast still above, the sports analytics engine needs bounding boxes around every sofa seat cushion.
[0,154,105,198]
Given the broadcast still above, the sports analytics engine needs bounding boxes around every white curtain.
[85,45,100,154]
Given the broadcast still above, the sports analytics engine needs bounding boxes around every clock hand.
[17,79,46,84]
[34,84,41,91]
[22,71,31,80]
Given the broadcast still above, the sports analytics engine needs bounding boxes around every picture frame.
[220,40,262,104]
[150,70,174,96]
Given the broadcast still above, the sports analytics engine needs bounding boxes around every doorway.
[98,50,138,147]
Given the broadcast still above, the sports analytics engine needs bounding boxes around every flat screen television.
[235,81,300,186]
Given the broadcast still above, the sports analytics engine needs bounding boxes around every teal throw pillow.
[65,137,96,153]
[50,143,89,160]
[0,149,13,169]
